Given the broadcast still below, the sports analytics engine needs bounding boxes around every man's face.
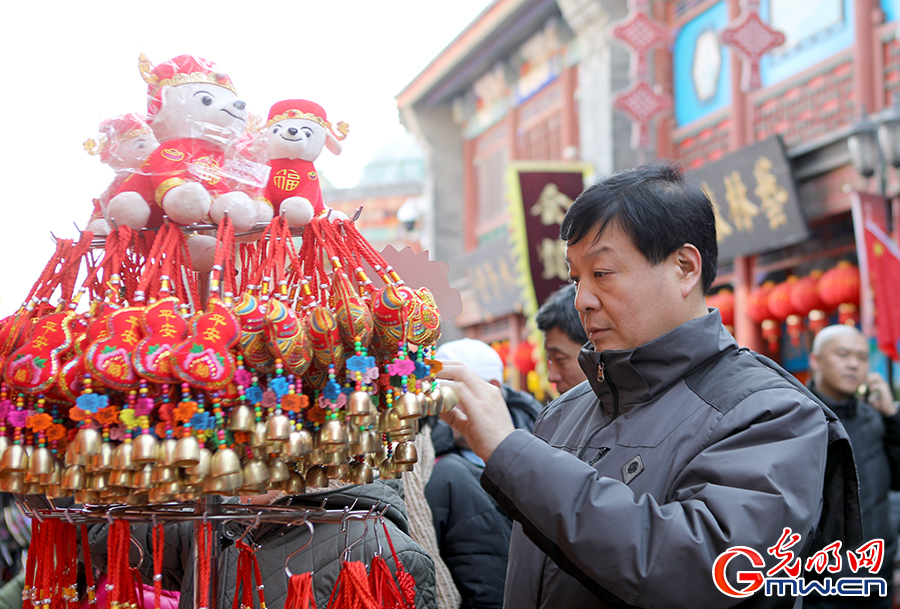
[566,223,689,353]
[811,332,869,401]
[543,327,586,394]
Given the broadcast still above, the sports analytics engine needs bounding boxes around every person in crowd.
[805,324,900,609]
[423,338,540,609]
[435,163,861,608]
[536,284,588,395]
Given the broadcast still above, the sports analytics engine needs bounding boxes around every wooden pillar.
[561,65,580,156]
[463,138,478,251]
[654,0,676,160]
[854,0,878,114]
[726,0,762,351]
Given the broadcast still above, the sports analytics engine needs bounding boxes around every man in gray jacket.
[437,164,861,608]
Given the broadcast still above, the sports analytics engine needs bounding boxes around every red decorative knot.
[720,5,785,91]
[613,81,673,149]
[609,0,670,80]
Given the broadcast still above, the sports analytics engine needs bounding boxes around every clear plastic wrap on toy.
[96,54,271,237]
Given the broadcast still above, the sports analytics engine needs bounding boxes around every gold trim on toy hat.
[138,53,237,95]
[83,127,151,156]
[265,110,350,141]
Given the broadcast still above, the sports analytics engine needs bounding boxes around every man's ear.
[809,352,820,375]
[673,243,703,298]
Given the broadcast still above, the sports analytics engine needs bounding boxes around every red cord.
[81,524,97,609]
[152,522,165,609]
[284,573,315,609]
[196,522,212,609]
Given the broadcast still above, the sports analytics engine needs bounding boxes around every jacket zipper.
[576,359,619,460]
[535,358,619,608]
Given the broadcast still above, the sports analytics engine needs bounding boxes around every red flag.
[862,220,900,361]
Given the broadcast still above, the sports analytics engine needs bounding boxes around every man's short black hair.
[536,284,588,346]
[559,163,718,293]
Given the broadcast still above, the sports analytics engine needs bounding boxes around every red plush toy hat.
[96,114,151,162]
[138,54,237,119]
[266,99,349,141]
[83,113,152,161]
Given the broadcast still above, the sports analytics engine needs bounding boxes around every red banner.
[861,221,900,360]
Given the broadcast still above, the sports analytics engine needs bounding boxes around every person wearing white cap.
[425,338,541,609]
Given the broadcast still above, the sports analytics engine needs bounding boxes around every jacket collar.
[808,383,859,419]
[577,309,737,413]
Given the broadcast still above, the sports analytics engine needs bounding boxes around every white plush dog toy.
[83,113,159,235]
[105,54,264,234]
[263,99,348,227]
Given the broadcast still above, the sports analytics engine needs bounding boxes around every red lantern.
[818,261,861,328]
[708,289,735,329]
[769,277,804,347]
[790,270,828,336]
[491,340,510,366]
[748,281,779,355]
[747,281,775,324]
[514,340,536,374]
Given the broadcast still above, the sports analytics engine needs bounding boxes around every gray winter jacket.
[87,480,437,609]
[481,311,861,609]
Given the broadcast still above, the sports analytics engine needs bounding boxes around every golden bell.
[0,444,27,473]
[270,441,284,455]
[355,412,376,427]
[172,435,201,468]
[108,468,132,488]
[372,439,387,462]
[392,456,415,473]
[439,385,459,411]
[307,447,326,466]
[44,484,66,500]
[112,443,135,471]
[62,465,85,491]
[348,391,373,417]
[203,474,227,494]
[74,489,98,505]
[185,448,211,482]
[90,472,109,492]
[90,442,114,473]
[251,421,269,449]
[2,473,24,493]
[393,441,418,465]
[148,487,172,505]
[64,441,85,467]
[131,433,160,464]
[428,389,444,413]
[379,458,400,480]
[378,409,404,434]
[241,458,269,489]
[318,420,348,447]
[40,461,63,486]
[132,464,155,491]
[326,450,349,466]
[158,438,178,467]
[73,427,102,456]
[162,480,183,496]
[348,461,373,485]
[423,393,436,416]
[416,392,428,415]
[266,414,291,442]
[285,472,305,494]
[210,447,242,477]
[327,463,350,481]
[29,446,54,476]
[267,458,290,484]
[252,446,269,460]
[284,430,313,460]
[228,405,254,432]
[305,465,328,488]
[151,466,176,484]
[0,437,10,462]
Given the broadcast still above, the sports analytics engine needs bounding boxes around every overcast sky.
[0,0,491,316]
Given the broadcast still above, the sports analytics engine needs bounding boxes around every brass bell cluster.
[0,216,457,506]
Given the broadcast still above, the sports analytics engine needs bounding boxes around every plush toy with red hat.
[262,99,348,227]
[83,113,159,235]
[106,54,265,234]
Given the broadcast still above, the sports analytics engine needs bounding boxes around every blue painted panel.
[759,0,854,87]
[883,0,900,24]
[673,1,732,127]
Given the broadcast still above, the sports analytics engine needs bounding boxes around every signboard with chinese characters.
[507,162,593,320]
[463,234,523,321]
[689,136,808,262]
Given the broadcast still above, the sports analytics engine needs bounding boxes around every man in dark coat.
[806,324,900,608]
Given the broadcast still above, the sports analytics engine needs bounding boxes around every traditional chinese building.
[399,0,900,388]
[397,0,639,389]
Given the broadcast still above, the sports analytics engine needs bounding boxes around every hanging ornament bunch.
[0,211,448,505]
